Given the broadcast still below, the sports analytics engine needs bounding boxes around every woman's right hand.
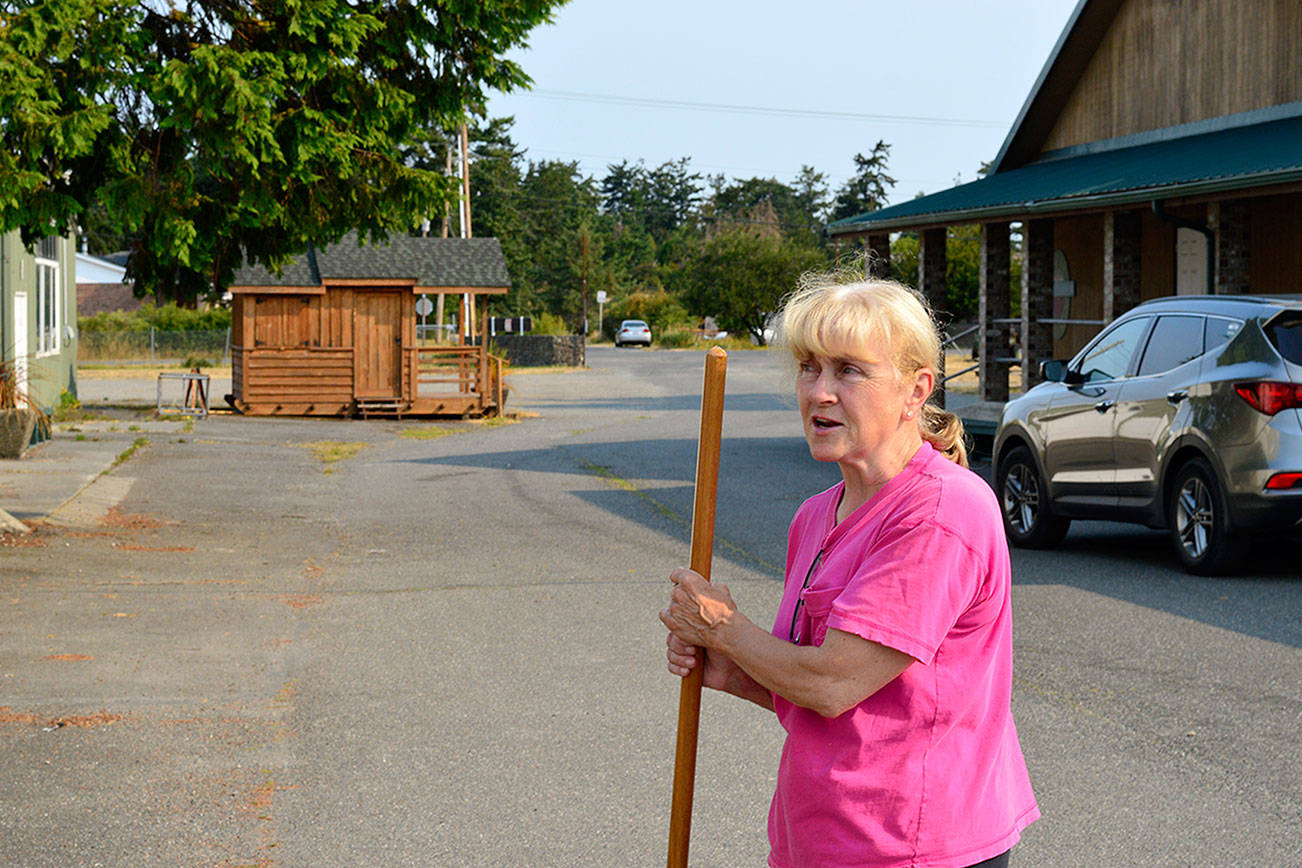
[666,632,733,691]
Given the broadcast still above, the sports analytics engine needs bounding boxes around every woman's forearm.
[714,653,776,711]
[710,614,912,718]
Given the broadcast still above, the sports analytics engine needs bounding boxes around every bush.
[79,302,232,333]
[532,311,571,335]
[657,328,699,349]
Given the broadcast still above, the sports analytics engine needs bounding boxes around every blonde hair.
[775,267,968,468]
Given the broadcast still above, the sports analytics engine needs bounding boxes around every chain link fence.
[78,328,231,365]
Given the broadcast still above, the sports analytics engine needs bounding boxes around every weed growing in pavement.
[304,441,367,473]
[399,426,460,440]
[108,437,149,471]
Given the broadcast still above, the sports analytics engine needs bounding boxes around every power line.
[527,89,1006,129]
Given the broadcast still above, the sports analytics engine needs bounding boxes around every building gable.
[1042,0,1302,155]
[994,0,1302,172]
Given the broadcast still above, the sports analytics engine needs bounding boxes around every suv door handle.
[1166,389,1188,404]
[1094,400,1115,413]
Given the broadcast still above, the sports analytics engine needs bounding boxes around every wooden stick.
[667,346,728,868]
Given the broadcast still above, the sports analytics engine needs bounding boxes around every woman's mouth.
[810,416,841,430]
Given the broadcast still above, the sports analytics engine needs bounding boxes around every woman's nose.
[807,371,837,401]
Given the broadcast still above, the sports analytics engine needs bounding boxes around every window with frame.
[1136,315,1205,377]
[35,238,60,356]
[1076,316,1150,382]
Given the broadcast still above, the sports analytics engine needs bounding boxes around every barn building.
[828,0,1302,407]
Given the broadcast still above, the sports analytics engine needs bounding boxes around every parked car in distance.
[993,294,1302,575]
[615,319,652,347]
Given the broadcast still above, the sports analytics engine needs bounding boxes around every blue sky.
[485,0,1083,207]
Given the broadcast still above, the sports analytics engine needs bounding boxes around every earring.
[905,409,915,419]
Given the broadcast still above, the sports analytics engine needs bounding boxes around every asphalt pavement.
[1,350,1297,867]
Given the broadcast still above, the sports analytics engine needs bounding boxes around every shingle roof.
[828,113,1302,235]
[230,232,512,289]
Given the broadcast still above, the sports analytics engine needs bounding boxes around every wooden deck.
[227,344,504,418]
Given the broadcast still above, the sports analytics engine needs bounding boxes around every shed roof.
[229,233,512,291]
[827,112,1302,235]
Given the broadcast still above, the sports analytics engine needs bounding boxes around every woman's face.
[795,332,924,469]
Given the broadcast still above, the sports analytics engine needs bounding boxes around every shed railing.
[409,345,506,410]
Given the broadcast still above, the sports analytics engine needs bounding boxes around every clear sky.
[485,0,1083,207]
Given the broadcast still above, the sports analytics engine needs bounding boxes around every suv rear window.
[1265,313,1302,363]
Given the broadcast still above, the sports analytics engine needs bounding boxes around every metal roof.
[828,114,1302,235]
[230,232,512,289]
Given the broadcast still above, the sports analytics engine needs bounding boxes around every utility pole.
[460,123,474,344]
[581,230,589,337]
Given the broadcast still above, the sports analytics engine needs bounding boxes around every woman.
[660,275,1038,868]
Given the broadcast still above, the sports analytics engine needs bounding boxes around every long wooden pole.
[667,346,728,868]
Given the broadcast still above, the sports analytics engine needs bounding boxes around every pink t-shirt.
[767,443,1039,868]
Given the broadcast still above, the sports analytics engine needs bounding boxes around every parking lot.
[1,346,1298,866]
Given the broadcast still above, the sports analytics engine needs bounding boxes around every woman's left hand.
[659,566,738,648]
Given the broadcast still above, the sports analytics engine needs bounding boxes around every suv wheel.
[997,446,1070,548]
[1168,458,1240,575]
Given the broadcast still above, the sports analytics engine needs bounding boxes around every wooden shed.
[225,233,511,418]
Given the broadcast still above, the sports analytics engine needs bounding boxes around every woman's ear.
[909,368,935,411]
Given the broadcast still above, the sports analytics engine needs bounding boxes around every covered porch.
[828,112,1302,420]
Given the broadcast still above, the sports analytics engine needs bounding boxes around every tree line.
[0,0,997,342]
[462,120,996,342]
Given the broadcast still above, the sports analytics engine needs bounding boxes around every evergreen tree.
[0,0,564,302]
[831,141,897,222]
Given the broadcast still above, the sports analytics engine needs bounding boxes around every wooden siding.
[1051,215,1106,360]
[1043,0,1302,152]
[240,347,354,412]
[1250,194,1302,294]
[1139,210,1177,301]
[228,285,501,416]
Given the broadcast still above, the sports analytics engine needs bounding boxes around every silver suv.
[994,294,1302,574]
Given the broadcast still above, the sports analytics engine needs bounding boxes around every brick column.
[979,222,1011,402]
[1103,210,1142,322]
[1021,219,1055,390]
[1210,200,1251,294]
[866,233,891,279]
[918,227,948,408]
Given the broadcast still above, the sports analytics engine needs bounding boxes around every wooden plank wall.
[242,347,354,410]
[1043,0,1302,152]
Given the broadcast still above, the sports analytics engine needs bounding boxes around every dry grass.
[78,365,233,380]
[303,440,367,472]
[942,352,1023,395]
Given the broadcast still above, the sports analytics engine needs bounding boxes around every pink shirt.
[767,443,1039,868]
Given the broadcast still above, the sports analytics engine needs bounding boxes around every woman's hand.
[659,567,739,690]
[665,632,736,691]
[658,567,774,712]
[659,567,738,647]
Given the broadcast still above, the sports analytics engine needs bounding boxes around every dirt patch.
[42,653,95,662]
[0,707,41,725]
[48,711,125,728]
[0,707,124,728]
[114,544,196,552]
[0,533,48,548]
[101,506,167,530]
[301,559,325,581]
[278,594,322,609]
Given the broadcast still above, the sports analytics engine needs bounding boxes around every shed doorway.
[355,291,403,397]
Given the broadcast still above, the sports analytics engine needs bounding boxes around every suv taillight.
[1234,381,1302,415]
[1265,472,1302,490]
